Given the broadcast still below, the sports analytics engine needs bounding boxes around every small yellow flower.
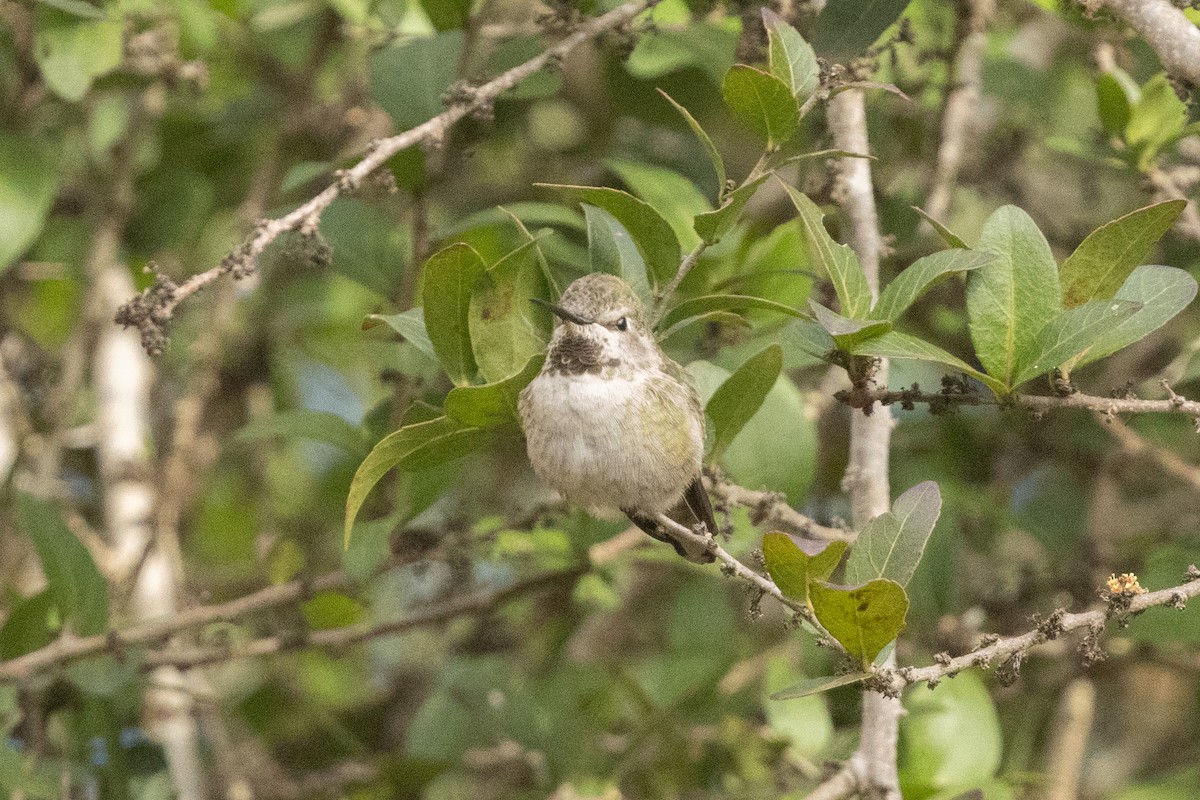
[1106,573,1146,596]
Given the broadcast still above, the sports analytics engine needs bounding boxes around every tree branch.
[706,476,852,543]
[1080,0,1200,87]
[839,380,1200,420]
[117,0,659,352]
[874,567,1200,693]
[827,86,901,799]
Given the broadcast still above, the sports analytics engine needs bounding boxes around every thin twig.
[651,241,708,327]
[707,477,851,542]
[875,568,1200,692]
[120,0,658,347]
[1099,413,1200,490]
[840,382,1200,419]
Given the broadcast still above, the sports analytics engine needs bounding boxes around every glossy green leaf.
[809,301,891,350]
[232,410,367,456]
[1095,67,1139,137]
[369,31,464,129]
[363,307,438,363]
[967,206,1061,391]
[344,417,497,546]
[16,494,108,636]
[34,11,122,101]
[583,205,653,306]
[783,183,873,318]
[845,482,941,588]
[899,672,1003,798]
[538,184,679,286]
[810,578,908,668]
[849,331,1004,395]
[762,532,847,605]
[913,207,969,249]
[809,0,912,61]
[0,134,59,274]
[606,159,711,251]
[659,293,808,330]
[872,250,995,321]
[693,174,770,244]
[1072,265,1198,368]
[468,238,551,382]
[763,9,818,101]
[445,354,543,428]
[721,65,800,148]
[658,89,726,199]
[770,671,870,700]
[705,344,782,463]
[422,243,488,385]
[1012,299,1141,387]
[1060,200,1186,308]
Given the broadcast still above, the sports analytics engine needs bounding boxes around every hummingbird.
[518,273,717,563]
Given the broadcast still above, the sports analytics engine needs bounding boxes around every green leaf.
[809,0,912,61]
[705,344,783,462]
[659,293,808,330]
[445,354,543,428]
[0,134,59,274]
[693,174,770,245]
[721,65,800,148]
[34,11,122,101]
[0,591,59,659]
[16,494,109,636]
[583,204,654,306]
[605,159,711,251]
[762,532,847,605]
[363,307,437,363]
[912,207,969,249]
[418,0,471,30]
[967,206,1061,391]
[849,331,1005,395]
[344,417,496,546]
[809,301,891,350]
[36,0,105,20]
[1060,200,1186,308]
[1012,299,1142,387]
[872,250,996,321]
[1072,265,1198,369]
[845,482,941,588]
[437,201,585,240]
[468,238,551,382]
[422,243,488,385]
[782,183,873,318]
[231,410,367,456]
[770,671,870,700]
[763,9,819,102]
[658,311,751,342]
[810,579,908,667]
[368,31,464,129]
[658,89,726,199]
[781,319,838,362]
[763,659,834,756]
[626,22,739,86]
[1125,74,1188,170]
[538,184,679,286]
[899,673,1003,798]
[1095,67,1139,137]
[320,197,405,296]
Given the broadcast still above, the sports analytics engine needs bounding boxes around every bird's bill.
[530,297,595,326]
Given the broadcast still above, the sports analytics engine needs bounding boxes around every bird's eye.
[615,317,628,332]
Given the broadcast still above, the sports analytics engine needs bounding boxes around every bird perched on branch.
[518,273,716,563]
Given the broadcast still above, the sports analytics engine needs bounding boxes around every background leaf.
[0,134,59,273]
[809,0,912,62]
[872,250,996,322]
[369,31,464,129]
[363,307,438,362]
[704,344,783,463]
[658,89,726,199]
[783,184,873,318]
